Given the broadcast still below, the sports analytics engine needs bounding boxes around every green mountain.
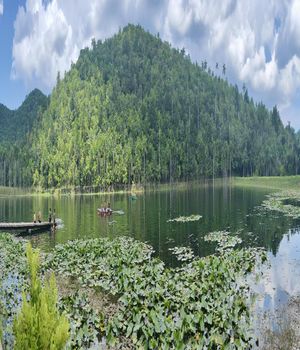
[0,89,48,187]
[0,89,48,143]
[1,25,300,189]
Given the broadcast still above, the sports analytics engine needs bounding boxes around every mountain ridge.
[1,24,300,188]
[0,88,47,143]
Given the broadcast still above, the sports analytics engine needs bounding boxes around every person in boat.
[33,212,37,223]
[48,208,52,223]
[37,211,42,223]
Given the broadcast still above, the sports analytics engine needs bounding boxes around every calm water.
[1,181,300,313]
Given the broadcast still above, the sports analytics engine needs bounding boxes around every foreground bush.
[13,243,69,350]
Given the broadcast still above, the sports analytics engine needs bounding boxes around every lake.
[1,181,300,322]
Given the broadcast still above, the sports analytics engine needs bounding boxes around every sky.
[0,0,300,130]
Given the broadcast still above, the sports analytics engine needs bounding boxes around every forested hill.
[2,24,300,189]
[0,89,47,143]
[0,89,48,187]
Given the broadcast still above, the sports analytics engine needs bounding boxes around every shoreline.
[1,175,299,197]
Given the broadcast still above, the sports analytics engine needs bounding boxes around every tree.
[1,24,299,188]
[222,63,226,75]
[13,243,69,350]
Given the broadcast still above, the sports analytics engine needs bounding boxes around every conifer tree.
[13,243,69,350]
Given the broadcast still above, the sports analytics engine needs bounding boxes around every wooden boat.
[97,208,113,216]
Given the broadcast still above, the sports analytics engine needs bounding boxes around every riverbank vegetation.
[0,232,265,349]
[261,190,300,218]
[0,25,300,190]
[233,177,300,218]
[233,175,300,190]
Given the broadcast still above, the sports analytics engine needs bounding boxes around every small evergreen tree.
[13,243,69,350]
[0,319,3,350]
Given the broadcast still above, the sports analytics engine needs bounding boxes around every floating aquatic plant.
[168,246,194,261]
[167,214,202,223]
[0,232,266,349]
[0,234,28,348]
[204,230,243,253]
[261,190,300,219]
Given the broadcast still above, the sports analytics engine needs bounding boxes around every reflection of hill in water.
[0,182,298,262]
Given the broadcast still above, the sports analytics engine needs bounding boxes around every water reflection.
[254,226,300,313]
[1,183,300,314]
[0,183,292,259]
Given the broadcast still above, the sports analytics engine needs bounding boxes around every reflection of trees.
[242,211,294,256]
[128,184,296,265]
[1,184,298,263]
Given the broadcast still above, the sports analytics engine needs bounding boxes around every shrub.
[13,243,69,350]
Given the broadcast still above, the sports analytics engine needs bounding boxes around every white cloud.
[0,0,3,15]
[11,0,300,127]
[12,0,78,90]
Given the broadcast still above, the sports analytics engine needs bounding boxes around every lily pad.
[167,214,202,223]
[261,190,300,218]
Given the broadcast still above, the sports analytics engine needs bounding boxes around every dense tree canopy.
[0,25,299,189]
[0,89,48,187]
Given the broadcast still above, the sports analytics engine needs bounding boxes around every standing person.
[37,211,42,223]
[33,212,37,223]
[48,208,52,223]
[53,209,56,225]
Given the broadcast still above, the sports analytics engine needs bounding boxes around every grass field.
[232,176,300,190]
[1,176,300,197]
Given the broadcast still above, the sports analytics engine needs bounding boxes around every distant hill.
[0,89,48,143]
[0,24,299,188]
[0,89,47,186]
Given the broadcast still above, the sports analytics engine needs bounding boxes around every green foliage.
[32,25,300,188]
[167,214,202,222]
[0,234,99,349]
[0,232,267,349]
[0,318,3,347]
[0,234,27,348]
[204,230,243,253]
[233,175,300,190]
[44,236,265,349]
[1,25,300,189]
[261,190,300,218]
[58,292,105,349]
[13,243,69,350]
[0,89,48,187]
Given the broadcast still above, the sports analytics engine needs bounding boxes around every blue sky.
[0,0,26,108]
[0,0,300,130]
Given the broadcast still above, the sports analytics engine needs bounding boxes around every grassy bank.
[232,176,300,191]
[0,186,33,196]
[0,178,231,197]
[1,176,300,198]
